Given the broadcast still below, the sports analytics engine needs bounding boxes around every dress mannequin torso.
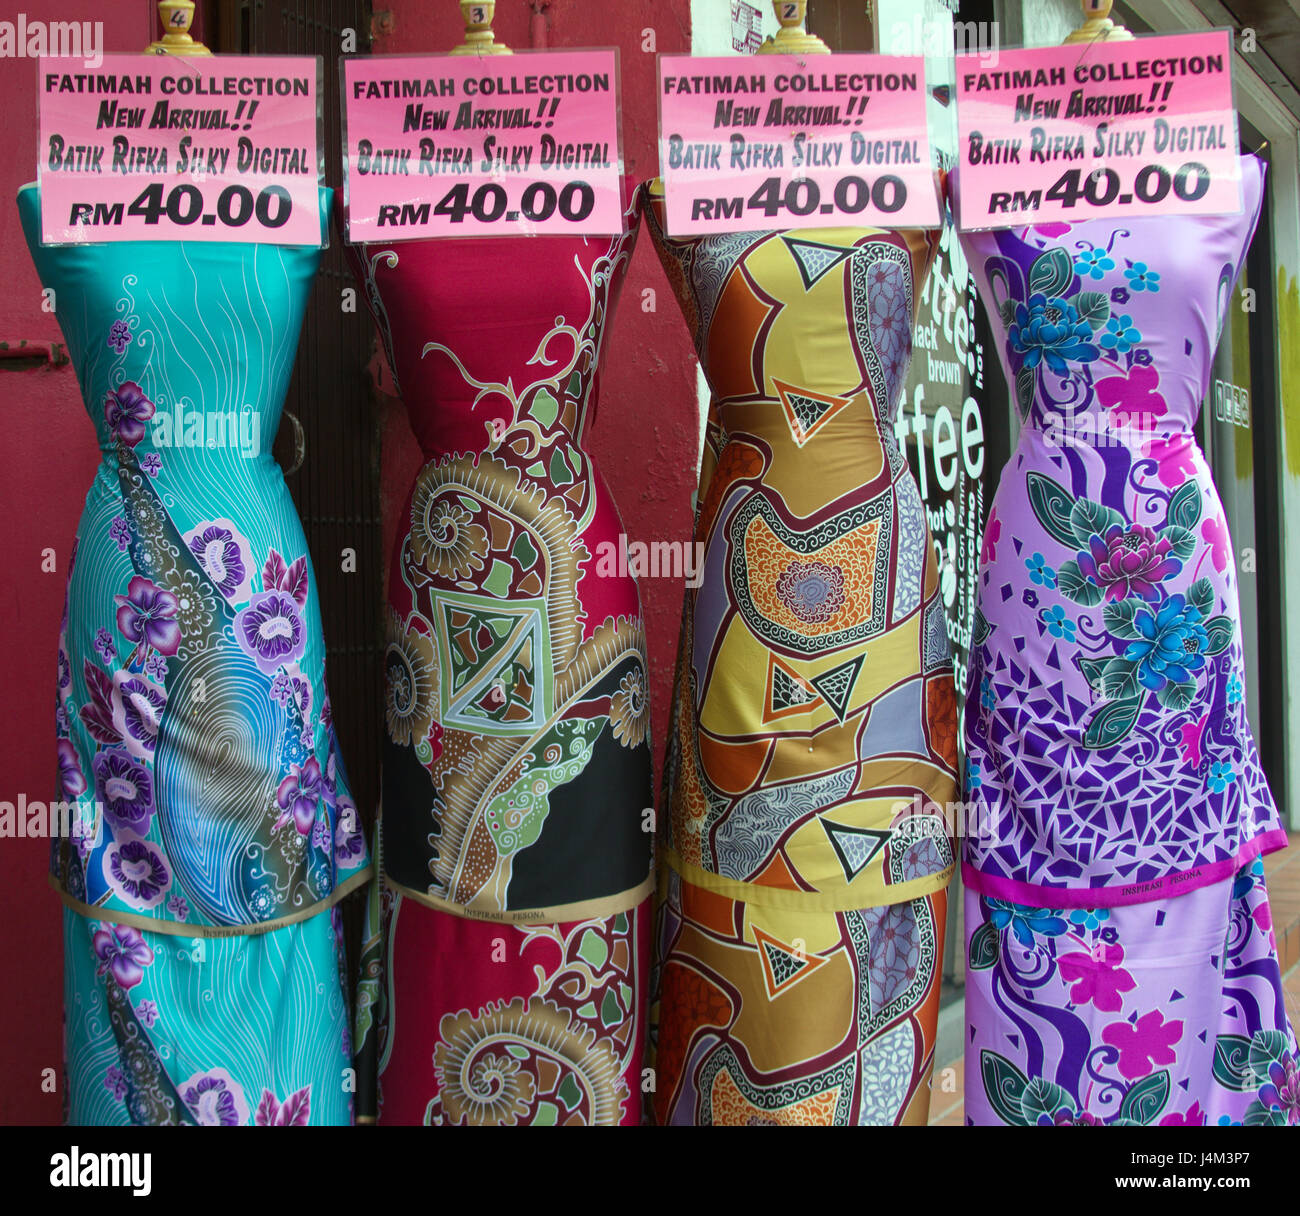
[347,180,654,1125]
[640,177,957,1125]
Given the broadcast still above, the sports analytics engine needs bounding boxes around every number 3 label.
[471,5,487,22]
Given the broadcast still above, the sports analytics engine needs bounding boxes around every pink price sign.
[657,53,939,236]
[341,50,623,241]
[38,53,323,246]
[955,30,1241,230]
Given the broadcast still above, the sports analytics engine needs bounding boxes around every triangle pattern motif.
[810,654,866,723]
[773,378,853,448]
[783,236,855,291]
[821,820,890,883]
[752,925,828,999]
[763,653,825,723]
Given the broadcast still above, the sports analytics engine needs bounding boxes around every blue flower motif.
[1227,674,1243,705]
[1101,314,1142,354]
[1124,262,1161,292]
[965,756,982,793]
[1208,760,1237,794]
[1040,604,1076,642]
[1069,907,1110,931]
[980,675,995,712]
[1026,551,1057,588]
[1009,293,1101,376]
[987,899,1069,948]
[1074,248,1115,280]
[1123,593,1208,691]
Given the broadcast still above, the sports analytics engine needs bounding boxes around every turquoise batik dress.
[19,184,371,1126]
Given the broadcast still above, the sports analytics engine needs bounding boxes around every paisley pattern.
[956,155,1295,1122]
[20,186,366,1124]
[348,182,653,1124]
[641,179,956,1125]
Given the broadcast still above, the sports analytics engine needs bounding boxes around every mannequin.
[347,0,654,1125]
[20,0,368,1124]
[954,0,1298,1125]
[641,0,957,1125]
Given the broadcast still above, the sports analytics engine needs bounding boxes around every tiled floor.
[927,837,1300,1126]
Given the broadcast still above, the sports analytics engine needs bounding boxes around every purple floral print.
[93,627,116,664]
[276,757,322,835]
[103,1066,128,1101]
[103,835,170,908]
[103,381,155,447]
[107,319,133,353]
[188,524,248,599]
[111,675,166,757]
[235,591,305,674]
[57,737,87,798]
[180,1068,249,1127]
[93,749,155,834]
[91,922,155,989]
[114,575,181,661]
[108,516,130,552]
[1075,523,1181,602]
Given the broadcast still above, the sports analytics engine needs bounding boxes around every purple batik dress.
[957,156,1299,1126]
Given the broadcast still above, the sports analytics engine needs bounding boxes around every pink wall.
[0,0,154,1125]
[0,1,697,1123]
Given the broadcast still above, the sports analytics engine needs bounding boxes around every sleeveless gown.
[958,156,1299,1126]
[347,183,654,1126]
[641,179,958,1125]
[19,185,370,1125]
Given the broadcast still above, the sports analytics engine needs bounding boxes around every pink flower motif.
[1096,364,1167,431]
[1058,942,1137,1012]
[1201,514,1231,574]
[1102,1010,1183,1080]
[1160,1101,1207,1127]
[1142,434,1200,490]
[1179,714,1209,769]
[982,508,1002,566]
